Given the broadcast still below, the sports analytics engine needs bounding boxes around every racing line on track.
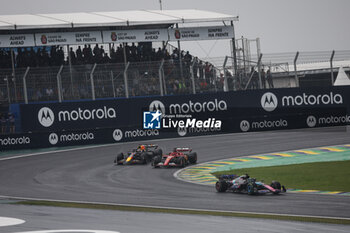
[174,144,350,196]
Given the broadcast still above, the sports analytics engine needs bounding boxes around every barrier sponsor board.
[0,127,169,150]
[19,86,350,133]
[7,86,350,150]
[21,100,125,132]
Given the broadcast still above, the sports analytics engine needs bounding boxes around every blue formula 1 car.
[215,174,286,195]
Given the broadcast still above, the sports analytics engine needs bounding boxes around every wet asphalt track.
[1,204,349,233]
[0,127,350,219]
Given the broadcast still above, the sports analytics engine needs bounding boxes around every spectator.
[266,68,274,88]
[76,46,83,64]
[69,47,76,65]
[57,47,64,65]
[250,67,259,89]
[8,112,15,133]
[204,62,211,83]
[1,113,7,134]
[261,68,266,89]
[198,61,204,79]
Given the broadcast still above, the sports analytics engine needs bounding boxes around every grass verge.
[12,200,350,225]
[211,160,350,192]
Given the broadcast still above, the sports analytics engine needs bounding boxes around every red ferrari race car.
[215,174,286,195]
[114,144,162,165]
[151,148,197,168]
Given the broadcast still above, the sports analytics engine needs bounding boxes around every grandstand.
[0,9,349,135]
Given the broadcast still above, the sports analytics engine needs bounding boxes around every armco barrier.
[1,86,349,151]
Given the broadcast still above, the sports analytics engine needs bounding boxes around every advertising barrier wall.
[2,86,350,151]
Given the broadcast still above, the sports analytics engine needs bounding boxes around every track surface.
[1,204,349,233]
[0,127,350,218]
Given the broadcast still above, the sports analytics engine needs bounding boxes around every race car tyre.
[188,152,197,164]
[116,153,124,165]
[247,182,258,195]
[282,185,287,192]
[216,181,228,192]
[270,181,281,190]
[178,157,186,168]
[154,149,163,157]
[141,152,148,164]
[152,156,161,168]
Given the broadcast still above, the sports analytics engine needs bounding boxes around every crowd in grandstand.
[0,43,202,68]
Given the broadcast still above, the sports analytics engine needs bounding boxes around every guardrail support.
[158,59,165,96]
[123,62,130,98]
[22,67,30,104]
[90,63,97,100]
[57,65,64,102]
[294,51,299,87]
[330,50,335,85]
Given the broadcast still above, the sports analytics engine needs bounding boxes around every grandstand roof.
[0,9,238,31]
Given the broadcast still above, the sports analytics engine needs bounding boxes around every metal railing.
[1,50,349,104]
[221,50,350,91]
[0,59,225,104]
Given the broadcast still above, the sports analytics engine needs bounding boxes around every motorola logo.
[261,92,278,112]
[113,129,123,141]
[306,116,317,128]
[149,100,166,115]
[177,127,187,137]
[48,133,59,145]
[240,120,250,132]
[38,107,55,127]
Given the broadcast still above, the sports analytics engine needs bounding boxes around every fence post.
[90,63,97,100]
[57,65,64,102]
[67,45,74,97]
[330,50,335,85]
[5,75,10,104]
[257,53,263,89]
[111,71,116,98]
[123,62,130,98]
[190,59,197,94]
[10,48,17,102]
[294,51,299,87]
[23,67,30,104]
[223,56,229,92]
[158,59,165,96]
[162,64,167,95]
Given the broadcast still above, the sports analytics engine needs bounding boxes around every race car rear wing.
[139,144,158,149]
[174,148,192,152]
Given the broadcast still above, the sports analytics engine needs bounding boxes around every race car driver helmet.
[139,145,146,151]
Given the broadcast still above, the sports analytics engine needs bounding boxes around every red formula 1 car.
[114,144,162,165]
[151,148,197,168]
[215,174,286,195]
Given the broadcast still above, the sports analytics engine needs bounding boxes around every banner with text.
[35,31,103,46]
[0,34,35,48]
[169,26,234,41]
[102,29,168,43]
